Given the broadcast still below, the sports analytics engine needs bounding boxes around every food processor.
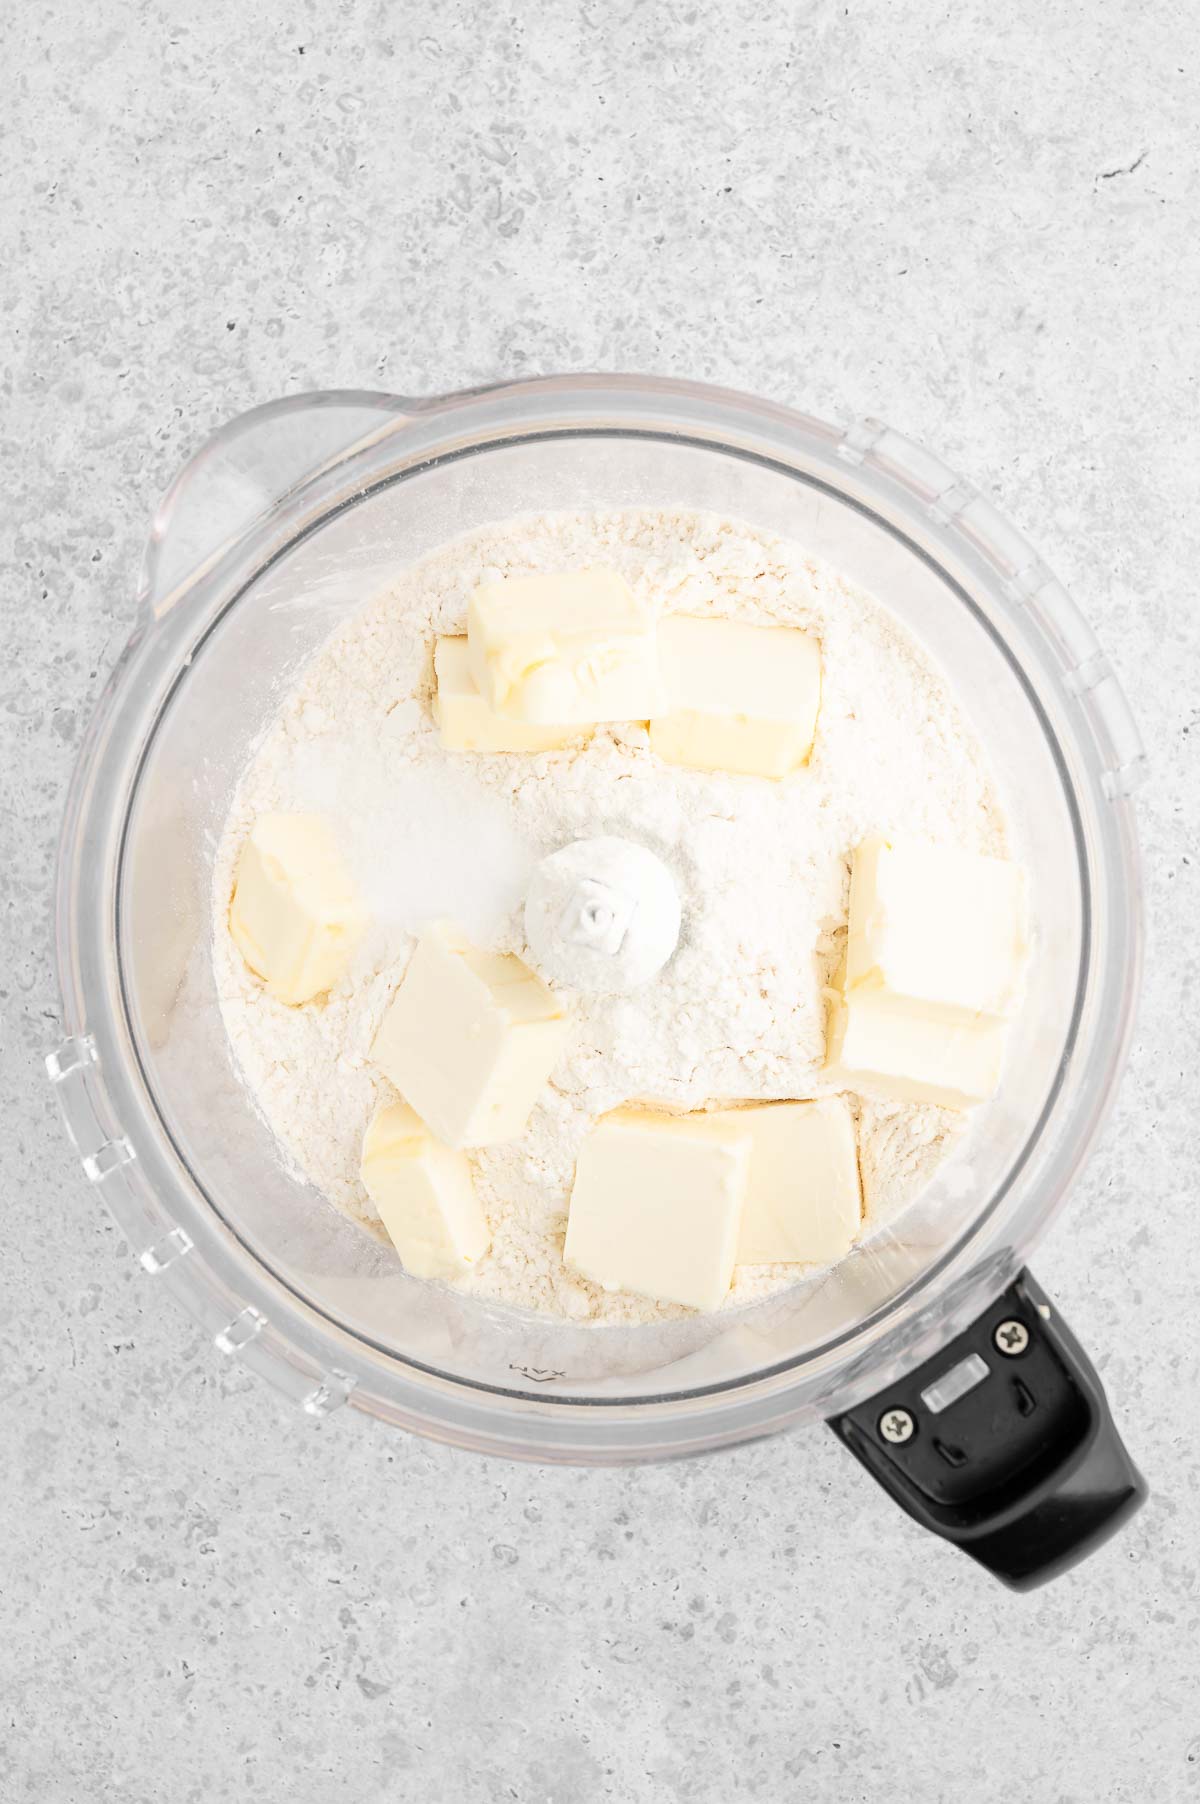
[49,375,1147,1588]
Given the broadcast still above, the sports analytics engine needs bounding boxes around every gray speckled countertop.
[3,3,1198,1799]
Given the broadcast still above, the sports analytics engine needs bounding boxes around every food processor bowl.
[49,376,1147,1586]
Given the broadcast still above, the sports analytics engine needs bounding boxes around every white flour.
[212,507,1007,1325]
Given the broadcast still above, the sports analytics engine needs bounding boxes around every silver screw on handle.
[994,1319,1031,1356]
[878,1408,915,1444]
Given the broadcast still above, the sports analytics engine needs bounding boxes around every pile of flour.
[212,507,1007,1325]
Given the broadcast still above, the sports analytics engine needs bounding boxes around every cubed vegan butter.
[650,615,822,780]
[705,1097,862,1266]
[467,567,665,725]
[564,1109,753,1312]
[360,1101,490,1280]
[825,982,1009,1109]
[229,812,365,1005]
[846,835,1027,1024]
[432,637,586,753]
[371,923,568,1148]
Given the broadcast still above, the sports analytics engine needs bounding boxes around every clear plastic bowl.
[50,375,1144,1464]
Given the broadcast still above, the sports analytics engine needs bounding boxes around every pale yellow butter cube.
[229,812,365,1005]
[467,567,665,725]
[432,637,586,753]
[706,1098,862,1266]
[564,1109,752,1312]
[360,1101,490,1280]
[650,615,822,780]
[825,984,1008,1110]
[846,835,1027,1024]
[371,923,569,1148]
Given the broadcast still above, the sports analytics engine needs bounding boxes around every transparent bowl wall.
[52,379,1143,1460]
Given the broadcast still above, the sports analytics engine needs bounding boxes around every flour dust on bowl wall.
[50,377,1148,1587]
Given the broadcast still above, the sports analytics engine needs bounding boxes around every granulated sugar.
[212,507,1008,1325]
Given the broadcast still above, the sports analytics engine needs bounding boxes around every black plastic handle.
[828,1270,1146,1590]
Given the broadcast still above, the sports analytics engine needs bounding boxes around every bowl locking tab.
[828,1269,1146,1590]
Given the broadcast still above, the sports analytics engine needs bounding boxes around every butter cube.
[650,615,822,780]
[432,637,587,753]
[564,1109,753,1312]
[229,812,365,1005]
[825,984,1008,1109]
[361,1101,490,1280]
[706,1098,862,1266]
[846,835,1027,1024]
[467,567,665,725]
[371,923,568,1148]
